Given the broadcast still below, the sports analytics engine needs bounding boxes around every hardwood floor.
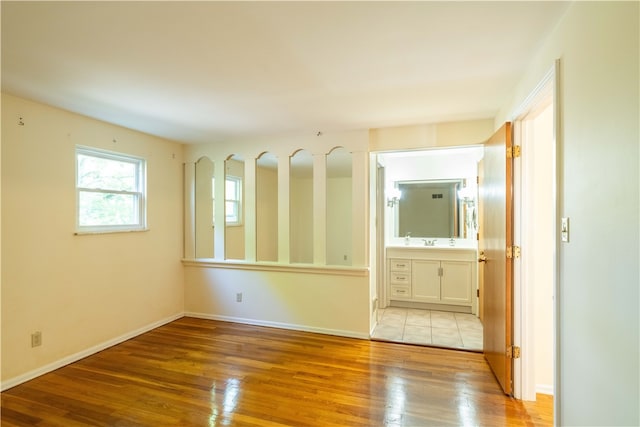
[1,318,552,426]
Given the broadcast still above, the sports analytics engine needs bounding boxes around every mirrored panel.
[395,179,465,238]
[326,147,352,265]
[225,154,245,260]
[289,149,313,263]
[256,152,278,262]
[195,156,214,258]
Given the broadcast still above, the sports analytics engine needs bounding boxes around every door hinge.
[477,289,480,297]
[507,345,521,359]
[506,245,521,259]
[507,145,521,158]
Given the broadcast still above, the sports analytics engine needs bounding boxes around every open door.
[479,122,515,395]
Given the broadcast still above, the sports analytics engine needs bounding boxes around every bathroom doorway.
[371,147,484,352]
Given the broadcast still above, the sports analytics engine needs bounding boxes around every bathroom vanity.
[386,243,478,314]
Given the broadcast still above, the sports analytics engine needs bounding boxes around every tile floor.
[371,307,483,351]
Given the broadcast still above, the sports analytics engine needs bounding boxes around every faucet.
[422,239,437,246]
[404,232,411,245]
[449,237,456,246]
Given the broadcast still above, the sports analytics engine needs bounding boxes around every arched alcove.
[326,147,352,265]
[195,156,214,258]
[256,152,278,262]
[225,154,245,260]
[289,149,313,264]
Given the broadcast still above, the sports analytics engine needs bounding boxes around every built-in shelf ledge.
[182,259,369,277]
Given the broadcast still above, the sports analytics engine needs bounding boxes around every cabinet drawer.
[391,285,411,298]
[390,259,411,272]
[390,272,411,285]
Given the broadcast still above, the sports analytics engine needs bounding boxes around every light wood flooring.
[1,317,552,426]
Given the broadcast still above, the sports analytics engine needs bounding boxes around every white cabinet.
[387,246,477,314]
[389,258,411,298]
[411,260,440,302]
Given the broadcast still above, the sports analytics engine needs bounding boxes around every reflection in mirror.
[195,156,214,258]
[290,149,313,263]
[380,147,482,243]
[225,154,245,260]
[256,152,278,262]
[396,180,466,238]
[326,147,352,265]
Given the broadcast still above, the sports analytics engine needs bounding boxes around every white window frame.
[211,176,243,226]
[225,175,242,225]
[75,146,147,233]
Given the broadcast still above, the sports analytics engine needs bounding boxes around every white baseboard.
[185,312,370,340]
[536,384,554,395]
[1,312,184,392]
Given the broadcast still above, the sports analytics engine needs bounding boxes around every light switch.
[561,217,569,242]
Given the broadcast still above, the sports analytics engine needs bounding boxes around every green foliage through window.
[76,146,146,232]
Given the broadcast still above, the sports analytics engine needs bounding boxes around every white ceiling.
[1,1,570,145]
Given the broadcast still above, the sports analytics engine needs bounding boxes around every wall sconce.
[457,186,475,202]
[387,188,402,207]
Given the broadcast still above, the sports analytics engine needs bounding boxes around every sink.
[387,238,478,250]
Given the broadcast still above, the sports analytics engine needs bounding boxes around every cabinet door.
[411,260,440,302]
[440,261,472,305]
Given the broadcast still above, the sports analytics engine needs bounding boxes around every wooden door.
[480,122,514,395]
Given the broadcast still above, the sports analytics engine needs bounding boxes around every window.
[212,176,242,225]
[225,176,242,224]
[76,146,146,233]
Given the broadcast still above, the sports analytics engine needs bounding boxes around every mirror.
[380,146,482,242]
[290,149,313,263]
[256,152,278,262]
[395,179,465,238]
[225,154,245,260]
[195,156,214,258]
[326,147,352,265]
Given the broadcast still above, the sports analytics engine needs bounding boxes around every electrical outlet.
[31,331,42,347]
[236,292,243,303]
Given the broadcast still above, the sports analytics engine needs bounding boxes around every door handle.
[478,251,487,263]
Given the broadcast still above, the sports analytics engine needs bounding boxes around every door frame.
[510,60,560,419]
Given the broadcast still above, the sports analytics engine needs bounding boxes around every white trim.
[552,59,562,427]
[75,145,147,233]
[511,60,560,415]
[536,384,555,396]
[510,66,555,122]
[74,228,150,236]
[185,312,370,340]
[1,313,184,392]
[182,258,369,277]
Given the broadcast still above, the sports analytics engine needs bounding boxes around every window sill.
[182,259,369,276]
[74,228,150,236]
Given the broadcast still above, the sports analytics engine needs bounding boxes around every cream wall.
[497,2,639,424]
[256,165,278,262]
[531,105,554,393]
[369,119,493,152]
[225,158,245,260]
[290,176,314,263]
[1,94,185,388]
[195,157,214,258]
[327,177,353,265]
[184,265,369,338]
[183,131,371,337]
